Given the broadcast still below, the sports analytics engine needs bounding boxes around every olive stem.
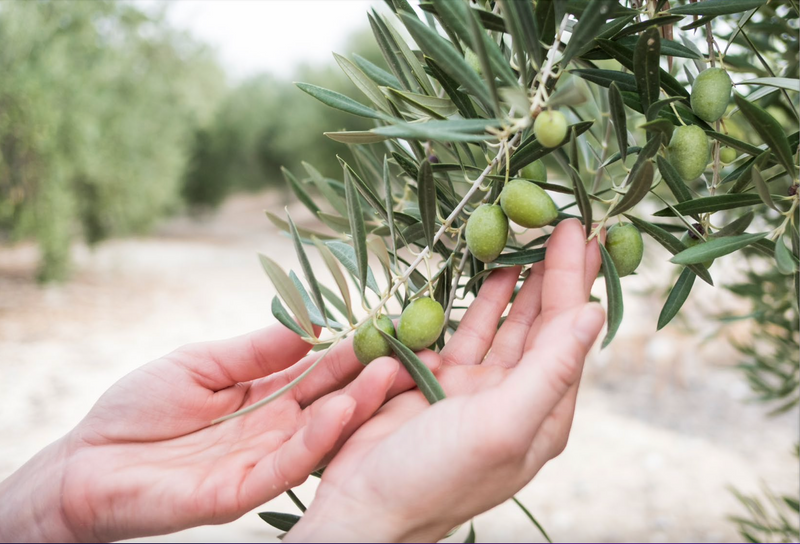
[444,242,471,325]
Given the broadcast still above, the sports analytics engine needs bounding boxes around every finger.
[439,266,521,366]
[286,337,366,406]
[238,395,355,507]
[583,232,603,297]
[176,323,317,390]
[483,303,604,445]
[384,350,442,399]
[483,267,543,367]
[539,219,588,320]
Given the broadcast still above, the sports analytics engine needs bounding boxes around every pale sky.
[164,1,381,80]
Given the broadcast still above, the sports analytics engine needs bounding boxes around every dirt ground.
[1,191,797,543]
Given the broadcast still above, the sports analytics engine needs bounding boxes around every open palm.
[288,219,605,542]
[56,322,432,542]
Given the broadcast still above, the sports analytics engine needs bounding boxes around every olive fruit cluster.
[352,297,445,364]
[668,67,734,182]
[465,160,558,263]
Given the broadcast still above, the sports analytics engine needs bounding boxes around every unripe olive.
[667,125,710,182]
[520,159,547,182]
[353,315,396,364]
[680,232,714,269]
[500,179,558,229]
[397,297,445,351]
[534,110,567,148]
[719,146,738,164]
[690,68,732,123]
[605,224,643,277]
[465,49,481,74]
[465,204,508,263]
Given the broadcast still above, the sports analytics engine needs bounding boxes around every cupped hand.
[47,321,433,541]
[286,218,605,543]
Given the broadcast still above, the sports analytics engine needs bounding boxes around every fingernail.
[573,303,605,346]
[342,404,356,426]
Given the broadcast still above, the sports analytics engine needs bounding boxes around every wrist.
[0,437,81,542]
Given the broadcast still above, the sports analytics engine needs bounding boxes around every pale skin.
[0,218,604,543]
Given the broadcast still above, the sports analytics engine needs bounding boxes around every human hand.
[286,218,605,543]
[0,323,435,542]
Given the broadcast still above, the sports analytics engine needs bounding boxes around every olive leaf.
[352,53,402,88]
[654,194,763,217]
[775,236,799,275]
[258,512,301,532]
[670,233,768,265]
[657,268,696,330]
[259,254,315,337]
[313,238,354,324]
[378,328,447,404]
[599,244,624,348]
[333,52,391,113]
[751,167,778,211]
[733,93,797,179]
[611,160,654,216]
[633,26,661,112]
[282,167,320,216]
[417,159,438,250]
[270,297,310,338]
[567,164,593,238]
[344,170,368,301]
[287,213,328,328]
[494,248,547,265]
[561,0,618,68]
[667,0,768,16]
[608,82,628,162]
[295,82,393,121]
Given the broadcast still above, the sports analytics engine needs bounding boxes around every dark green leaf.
[400,13,492,107]
[705,130,764,157]
[614,16,684,39]
[599,244,623,348]
[624,215,714,285]
[295,82,392,121]
[282,167,320,216]
[367,14,413,90]
[271,297,309,338]
[594,39,689,99]
[728,150,771,193]
[569,126,579,172]
[639,118,674,139]
[733,93,797,179]
[379,328,446,404]
[425,57,478,118]
[512,497,552,544]
[352,53,402,88]
[568,164,592,237]
[654,194,763,217]
[571,68,638,93]
[775,236,798,274]
[494,248,547,265]
[344,169,369,298]
[712,211,755,238]
[657,267,696,330]
[670,233,768,265]
[259,254,315,337]
[561,0,618,67]
[339,158,388,223]
[612,36,700,60]
[499,0,542,69]
[373,123,498,142]
[509,121,594,172]
[417,160,438,250]
[751,167,778,211]
[680,14,715,30]
[633,27,661,111]
[608,82,628,162]
[668,0,767,16]
[646,97,684,121]
[287,214,328,328]
[535,0,556,47]
[463,521,476,543]
[258,512,301,532]
[611,160,654,216]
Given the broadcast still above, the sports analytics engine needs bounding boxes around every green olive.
[690,68,732,123]
[667,125,710,182]
[500,179,558,229]
[397,298,445,351]
[465,204,508,263]
[719,146,738,164]
[605,224,644,277]
[465,49,481,74]
[353,315,396,365]
[680,232,714,269]
[533,110,567,148]
[520,159,547,182]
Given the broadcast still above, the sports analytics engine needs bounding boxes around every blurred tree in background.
[0,1,224,281]
[181,29,382,209]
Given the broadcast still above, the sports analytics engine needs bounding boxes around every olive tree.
[234,0,798,539]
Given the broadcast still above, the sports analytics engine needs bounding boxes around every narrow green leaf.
[324,131,388,145]
[654,194,763,217]
[289,271,335,328]
[599,244,623,348]
[614,15,684,39]
[313,238,354,324]
[339,157,388,223]
[295,82,392,121]
[344,169,369,298]
[302,162,348,217]
[657,268,696,330]
[639,118,674,140]
[668,0,767,16]
[258,512,301,532]
[751,167,778,211]
[282,167,320,216]
[712,212,754,238]
[535,0,556,49]
[417,160,438,250]
[373,123,498,142]
[334,53,390,112]
[594,39,689,99]
[728,150,771,193]
[494,248,547,265]
[425,57,478,119]
[646,97,684,121]
[624,215,714,285]
[568,164,593,238]
[571,68,638,93]
[512,497,552,544]
[733,93,797,179]
[385,88,458,118]
[265,211,338,241]
[499,0,541,72]
[466,9,501,115]
[381,15,435,94]
[463,521,476,543]
[737,77,800,93]
[400,13,492,107]
[775,236,798,274]
[326,241,381,295]
[611,36,700,60]
[608,82,628,162]
[352,53,402,88]
[611,160,654,216]
[670,233,768,265]
[378,328,446,404]
[271,297,309,338]
[259,254,315,337]
[633,27,661,112]
[384,157,397,265]
[561,0,617,68]
[704,130,764,157]
[287,214,328,328]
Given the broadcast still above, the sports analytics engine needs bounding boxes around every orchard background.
[0,0,798,542]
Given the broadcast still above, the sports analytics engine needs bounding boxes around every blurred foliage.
[181,30,381,209]
[0,0,224,281]
[729,479,800,543]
